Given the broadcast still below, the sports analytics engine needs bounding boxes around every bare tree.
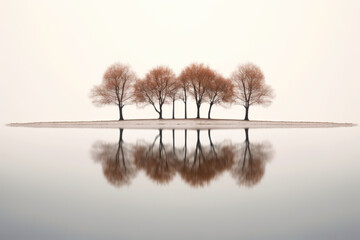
[133,66,176,119]
[180,63,217,118]
[205,74,234,119]
[90,63,136,120]
[231,63,274,120]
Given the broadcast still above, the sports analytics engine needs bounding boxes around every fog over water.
[0,126,359,239]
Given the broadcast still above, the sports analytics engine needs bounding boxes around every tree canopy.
[90,63,137,120]
[91,62,274,120]
[133,66,176,119]
[231,63,274,120]
[179,63,217,118]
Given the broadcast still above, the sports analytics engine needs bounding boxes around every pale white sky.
[0,0,359,124]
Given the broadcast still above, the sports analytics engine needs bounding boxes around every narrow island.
[8,119,354,129]
[8,62,355,129]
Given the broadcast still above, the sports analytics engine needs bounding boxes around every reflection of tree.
[91,128,273,188]
[231,129,273,187]
[133,130,177,184]
[178,130,234,187]
[91,129,137,187]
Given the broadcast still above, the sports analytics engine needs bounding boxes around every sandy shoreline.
[7,119,356,129]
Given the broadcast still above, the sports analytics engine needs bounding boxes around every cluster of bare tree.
[91,129,273,188]
[90,63,274,121]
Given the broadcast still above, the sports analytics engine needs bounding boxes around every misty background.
[1,0,359,124]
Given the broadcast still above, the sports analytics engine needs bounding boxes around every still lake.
[0,125,359,239]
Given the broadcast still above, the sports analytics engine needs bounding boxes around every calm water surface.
[0,125,359,239]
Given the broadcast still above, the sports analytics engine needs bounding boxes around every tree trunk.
[159,105,163,119]
[118,105,124,120]
[172,99,175,119]
[196,103,201,119]
[208,102,214,119]
[184,90,187,119]
[184,100,187,119]
[244,106,249,121]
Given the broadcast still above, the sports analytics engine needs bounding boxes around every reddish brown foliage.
[177,68,192,118]
[90,63,137,120]
[205,74,235,119]
[231,63,274,120]
[179,63,217,118]
[133,66,176,119]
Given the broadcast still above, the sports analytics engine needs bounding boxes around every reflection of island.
[91,128,273,188]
